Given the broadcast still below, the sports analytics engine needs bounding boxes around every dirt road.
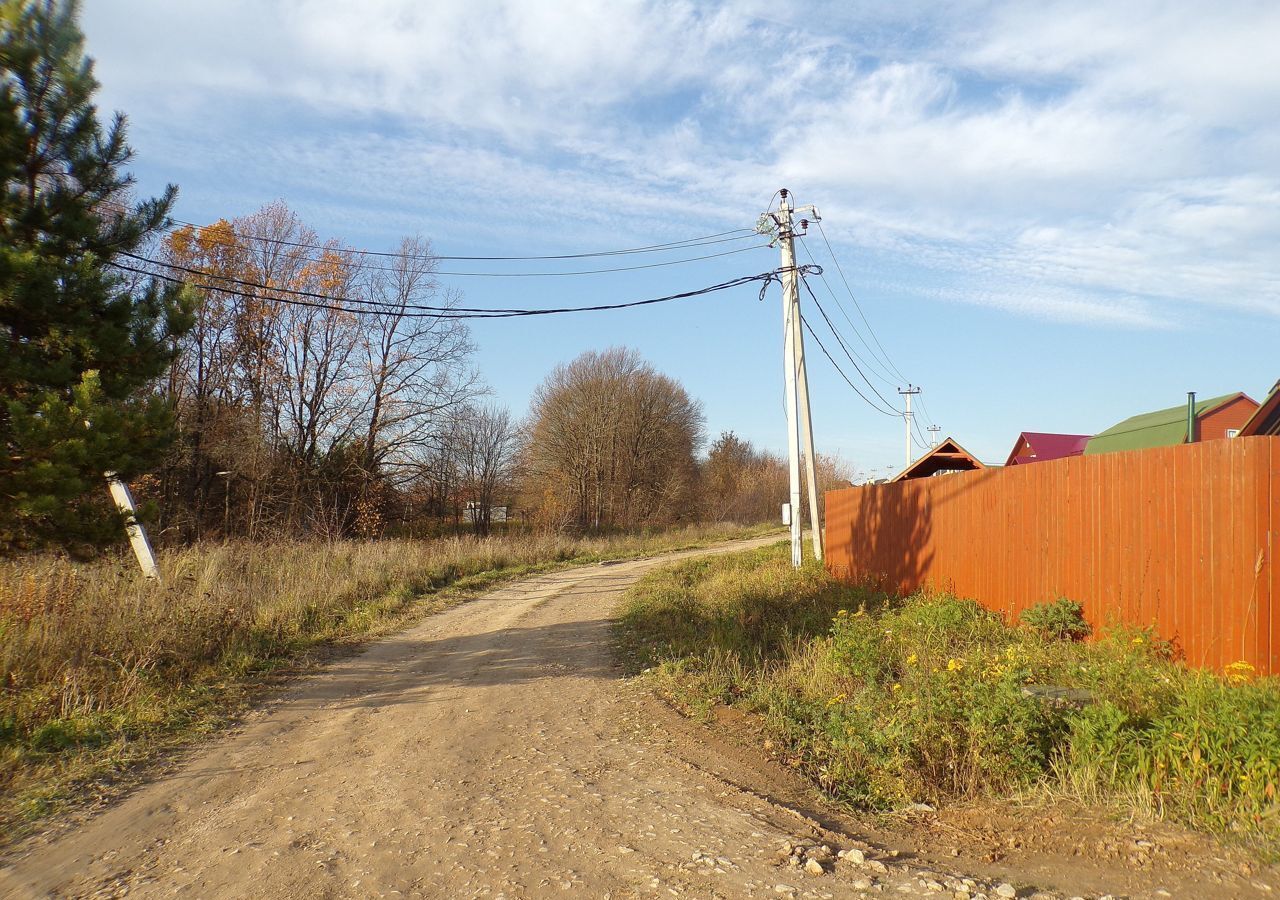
[0,539,1261,899]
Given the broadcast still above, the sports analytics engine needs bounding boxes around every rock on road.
[2,538,1069,899]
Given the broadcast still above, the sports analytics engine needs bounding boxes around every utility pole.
[105,473,160,580]
[927,424,941,448]
[766,188,823,567]
[898,384,921,469]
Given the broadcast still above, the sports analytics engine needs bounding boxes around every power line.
[108,258,786,320]
[798,237,900,388]
[143,231,765,278]
[95,197,758,262]
[798,313,900,418]
[915,393,938,429]
[124,242,769,279]
[798,273,902,414]
[814,219,909,384]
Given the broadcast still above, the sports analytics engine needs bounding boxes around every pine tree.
[0,0,190,551]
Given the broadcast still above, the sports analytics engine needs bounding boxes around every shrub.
[1020,597,1092,641]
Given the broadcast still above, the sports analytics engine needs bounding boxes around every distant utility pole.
[764,188,823,567]
[898,384,921,469]
[927,424,941,448]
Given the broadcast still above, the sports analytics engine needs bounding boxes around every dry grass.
[0,523,775,834]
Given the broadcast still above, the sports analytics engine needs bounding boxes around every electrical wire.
[117,248,769,311]
[120,242,770,279]
[94,197,758,262]
[798,237,900,388]
[915,393,939,430]
[108,258,787,320]
[798,273,902,414]
[136,232,765,279]
[799,314,901,419]
[814,219,909,384]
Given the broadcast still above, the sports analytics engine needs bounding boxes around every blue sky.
[81,1,1280,477]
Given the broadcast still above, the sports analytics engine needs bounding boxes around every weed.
[620,543,1280,851]
[1020,598,1092,641]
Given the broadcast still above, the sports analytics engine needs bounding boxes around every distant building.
[1239,380,1280,437]
[463,502,508,524]
[1085,392,1259,456]
[1004,432,1090,467]
[892,437,986,482]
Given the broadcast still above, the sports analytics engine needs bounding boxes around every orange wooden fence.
[824,436,1279,674]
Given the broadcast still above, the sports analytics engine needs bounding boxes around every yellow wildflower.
[947,658,965,672]
[906,653,918,666]
[1225,660,1256,685]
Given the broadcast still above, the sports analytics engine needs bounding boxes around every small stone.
[774,885,797,895]
[842,848,867,865]
[995,884,1018,899]
[852,879,874,890]
[805,858,826,876]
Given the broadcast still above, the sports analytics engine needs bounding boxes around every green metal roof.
[1084,393,1240,455]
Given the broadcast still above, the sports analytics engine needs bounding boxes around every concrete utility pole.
[927,424,941,448]
[768,189,823,567]
[898,384,921,469]
[105,473,160,580]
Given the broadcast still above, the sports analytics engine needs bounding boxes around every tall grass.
[619,544,1280,851]
[0,523,774,832]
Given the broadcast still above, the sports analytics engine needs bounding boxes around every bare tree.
[353,236,480,483]
[453,404,521,536]
[525,348,704,531]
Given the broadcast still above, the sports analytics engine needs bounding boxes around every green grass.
[619,543,1280,852]
[0,523,778,838]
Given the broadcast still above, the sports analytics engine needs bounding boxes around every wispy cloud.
[84,0,1280,327]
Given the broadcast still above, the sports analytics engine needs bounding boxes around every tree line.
[0,0,851,553]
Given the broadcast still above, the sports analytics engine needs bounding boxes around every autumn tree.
[0,0,190,550]
[699,431,854,525]
[157,205,481,539]
[525,348,703,530]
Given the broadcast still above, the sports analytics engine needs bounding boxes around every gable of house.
[893,437,986,481]
[1240,380,1280,437]
[1005,432,1090,466]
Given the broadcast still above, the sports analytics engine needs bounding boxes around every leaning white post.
[105,472,160,580]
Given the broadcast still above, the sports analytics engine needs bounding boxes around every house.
[892,437,986,482]
[1085,392,1259,456]
[1004,432,1090,467]
[1239,380,1280,437]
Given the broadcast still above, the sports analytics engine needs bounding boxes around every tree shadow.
[280,616,623,713]
[825,478,935,597]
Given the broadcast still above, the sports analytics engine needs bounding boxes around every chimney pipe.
[1186,391,1197,444]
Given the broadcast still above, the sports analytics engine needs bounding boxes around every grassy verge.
[618,544,1280,852]
[0,523,777,836]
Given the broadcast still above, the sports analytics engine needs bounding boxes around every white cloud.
[82,0,1280,327]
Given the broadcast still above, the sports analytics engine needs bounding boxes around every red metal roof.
[1004,432,1090,467]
